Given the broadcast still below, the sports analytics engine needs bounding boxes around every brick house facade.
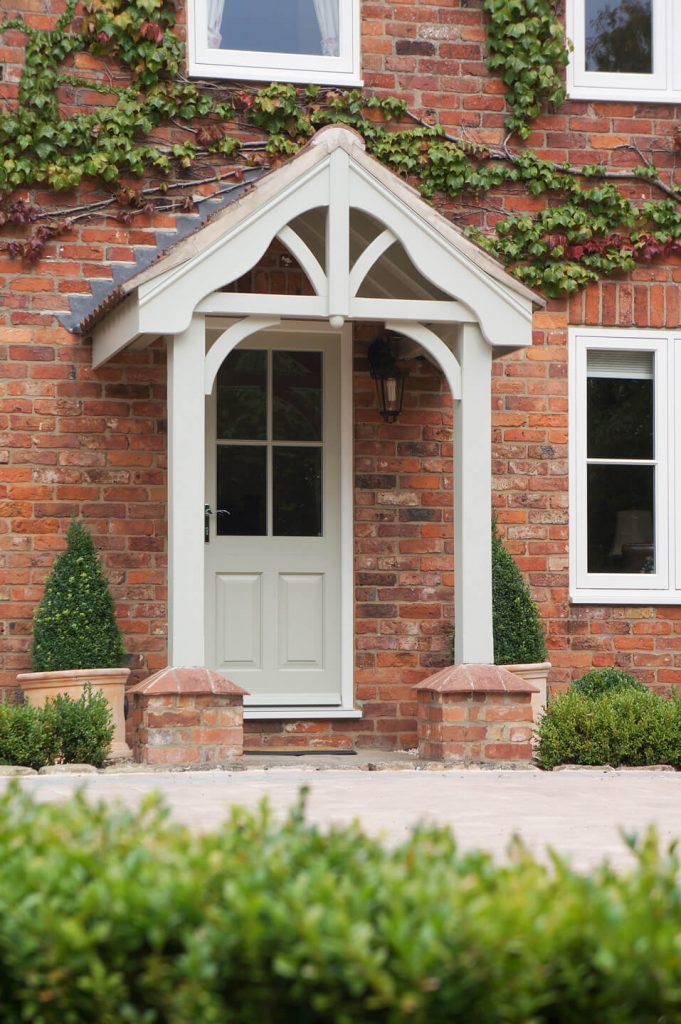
[2,0,680,752]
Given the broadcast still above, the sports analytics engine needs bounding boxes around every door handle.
[205,504,231,542]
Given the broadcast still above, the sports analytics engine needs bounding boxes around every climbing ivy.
[1,0,681,296]
[0,0,234,192]
[483,0,569,139]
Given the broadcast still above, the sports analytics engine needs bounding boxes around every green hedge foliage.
[0,686,113,769]
[451,522,548,665]
[32,520,125,672]
[1,787,681,1022]
[0,701,60,770]
[570,667,646,699]
[536,687,681,770]
[492,521,548,665]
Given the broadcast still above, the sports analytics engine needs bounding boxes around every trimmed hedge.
[491,521,547,665]
[570,667,646,699]
[0,702,59,771]
[1,787,681,1022]
[47,686,114,767]
[0,686,113,769]
[32,520,124,672]
[451,521,548,665]
[536,687,681,770]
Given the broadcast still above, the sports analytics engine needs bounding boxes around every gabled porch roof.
[88,125,543,368]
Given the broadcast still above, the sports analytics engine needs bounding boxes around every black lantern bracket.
[367,332,408,423]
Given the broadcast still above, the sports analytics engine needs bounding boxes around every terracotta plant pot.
[502,662,551,723]
[17,668,131,760]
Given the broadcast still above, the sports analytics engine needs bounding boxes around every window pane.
[585,0,653,74]
[587,464,654,573]
[217,446,267,535]
[587,377,653,459]
[273,351,322,442]
[215,0,339,56]
[216,350,267,441]
[273,447,322,536]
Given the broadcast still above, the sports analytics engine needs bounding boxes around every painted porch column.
[453,323,494,664]
[167,314,206,665]
[326,149,350,324]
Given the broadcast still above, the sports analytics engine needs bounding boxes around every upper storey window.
[567,0,681,101]
[188,0,361,85]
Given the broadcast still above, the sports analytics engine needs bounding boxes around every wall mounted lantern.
[368,333,408,423]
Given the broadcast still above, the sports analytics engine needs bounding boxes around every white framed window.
[567,0,681,102]
[187,0,361,86]
[569,327,681,602]
[569,328,681,603]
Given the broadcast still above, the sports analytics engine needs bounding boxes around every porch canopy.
[90,125,543,672]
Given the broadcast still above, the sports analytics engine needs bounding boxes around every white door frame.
[170,316,357,718]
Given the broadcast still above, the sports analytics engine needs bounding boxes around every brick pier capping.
[415,664,538,764]
[128,666,248,766]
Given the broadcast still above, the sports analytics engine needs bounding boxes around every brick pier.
[128,666,247,766]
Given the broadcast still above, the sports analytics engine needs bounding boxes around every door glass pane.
[216,350,267,441]
[217,446,267,536]
[587,464,655,573]
[585,0,653,74]
[587,376,653,459]
[215,0,339,56]
[273,351,322,442]
[273,446,322,536]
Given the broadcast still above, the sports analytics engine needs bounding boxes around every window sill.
[570,589,681,605]
[244,706,362,720]
[187,62,363,88]
[567,86,681,104]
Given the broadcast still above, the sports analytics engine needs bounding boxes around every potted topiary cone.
[491,520,550,721]
[17,520,131,759]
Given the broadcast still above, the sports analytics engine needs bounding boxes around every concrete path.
[3,766,681,871]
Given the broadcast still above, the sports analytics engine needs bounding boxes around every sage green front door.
[205,331,342,706]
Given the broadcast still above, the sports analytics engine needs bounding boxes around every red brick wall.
[495,277,681,699]
[0,331,168,689]
[4,0,681,743]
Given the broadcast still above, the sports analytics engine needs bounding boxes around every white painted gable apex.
[92,124,543,366]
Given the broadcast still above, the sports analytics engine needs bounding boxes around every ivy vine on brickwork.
[483,0,569,140]
[1,0,681,297]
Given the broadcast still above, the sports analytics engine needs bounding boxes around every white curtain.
[207,0,338,55]
[207,0,226,48]
[312,0,339,55]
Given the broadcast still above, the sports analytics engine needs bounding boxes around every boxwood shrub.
[32,519,124,672]
[0,686,113,769]
[570,667,646,699]
[536,687,681,770]
[451,520,548,665]
[46,685,114,767]
[0,701,60,771]
[1,786,681,1023]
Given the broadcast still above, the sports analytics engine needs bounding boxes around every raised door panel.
[215,572,262,669]
[278,572,324,668]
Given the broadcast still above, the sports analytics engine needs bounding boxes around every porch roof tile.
[57,169,267,336]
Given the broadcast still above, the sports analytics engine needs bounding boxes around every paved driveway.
[4,766,681,871]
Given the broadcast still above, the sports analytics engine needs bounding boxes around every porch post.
[167,314,205,665]
[453,323,494,664]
